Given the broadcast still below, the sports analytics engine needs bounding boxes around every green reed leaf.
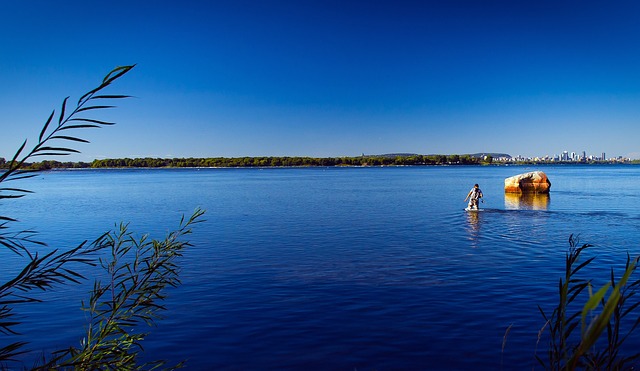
[581,283,610,333]
[102,65,135,85]
[0,195,26,200]
[0,341,29,361]
[8,140,27,165]
[622,300,640,317]
[35,146,81,153]
[39,111,55,143]
[31,153,72,157]
[77,65,135,105]
[0,187,33,194]
[50,135,90,143]
[76,105,115,113]
[68,118,116,125]
[572,257,596,276]
[58,96,69,125]
[3,171,39,182]
[90,94,132,100]
[58,124,101,130]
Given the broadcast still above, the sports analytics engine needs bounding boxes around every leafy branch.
[0,65,135,258]
[0,66,135,363]
[1,65,207,370]
[45,208,205,370]
[0,65,135,201]
[0,239,106,361]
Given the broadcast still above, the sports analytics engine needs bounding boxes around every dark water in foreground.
[3,165,640,369]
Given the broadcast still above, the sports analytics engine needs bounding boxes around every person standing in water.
[464,184,483,210]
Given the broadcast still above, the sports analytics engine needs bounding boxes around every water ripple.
[4,166,640,369]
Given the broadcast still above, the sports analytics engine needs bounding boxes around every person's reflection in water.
[465,210,481,248]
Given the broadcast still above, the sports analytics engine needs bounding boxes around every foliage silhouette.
[43,211,204,370]
[536,235,640,369]
[0,65,205,370]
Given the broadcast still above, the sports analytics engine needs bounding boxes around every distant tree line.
[0,158,94,170]
[91,155,489,168]
[0,154,492,169]
[5,155,635,169]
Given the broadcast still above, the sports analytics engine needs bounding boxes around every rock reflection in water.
[504,193,550,210]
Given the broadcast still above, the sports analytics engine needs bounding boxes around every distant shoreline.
[46,163,637,171]
[4,156,636,171]
[4,151,638,171]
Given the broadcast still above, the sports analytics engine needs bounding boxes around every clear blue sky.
[2,0,640,161]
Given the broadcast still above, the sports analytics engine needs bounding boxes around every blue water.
[3,165,640,369]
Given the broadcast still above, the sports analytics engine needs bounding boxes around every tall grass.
[536,235,640,369]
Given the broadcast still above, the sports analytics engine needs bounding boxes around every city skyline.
[512,150,620,162]
[2,1,640,161]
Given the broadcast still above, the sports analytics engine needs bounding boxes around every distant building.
[482,150,629,164]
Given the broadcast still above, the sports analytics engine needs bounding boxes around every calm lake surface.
[3,165,640,370]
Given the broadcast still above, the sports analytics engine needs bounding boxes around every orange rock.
[504,171,551,194]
